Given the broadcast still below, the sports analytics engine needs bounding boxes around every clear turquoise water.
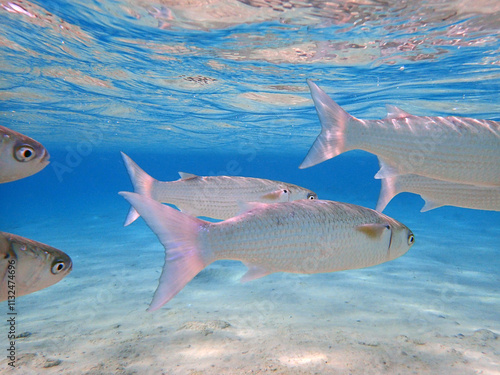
[1,1,499,374]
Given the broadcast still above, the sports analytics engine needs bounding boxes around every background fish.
[376,168,500,213]
[300,80,500,187]
[120,192,414,311]
[0,232,72,301]
[121,151,317,225]
[0,125,50,183]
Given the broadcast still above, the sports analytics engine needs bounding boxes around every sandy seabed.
[1,202,499,375]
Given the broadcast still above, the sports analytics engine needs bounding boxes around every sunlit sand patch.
[278,352,328,366]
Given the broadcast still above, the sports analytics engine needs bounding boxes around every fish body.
[376,166,500,213]
[120,192,414,311]
[301,80,500,187]
[0,125,50,183]
[0,232,72,301]
[121,152,317,225]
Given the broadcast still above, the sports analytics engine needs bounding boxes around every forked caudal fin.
[121,152,157,226]
[299,79,356,169]
[119,192,209,311]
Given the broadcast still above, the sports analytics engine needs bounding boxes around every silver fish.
[376,160,500,212]
[121,152,317,225]
[0,125,50,183]
[0,232,72,301]
[120,192,414,311]
[300,80,500,187]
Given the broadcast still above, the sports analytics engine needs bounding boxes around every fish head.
[386,220,415,260]
[0,126,50,183]
[0,232,72,301]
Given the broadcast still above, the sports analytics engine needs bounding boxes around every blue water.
[1,1,499,374]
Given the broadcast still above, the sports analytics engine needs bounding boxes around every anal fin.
[240,264,272,283]
[356,223,390,239]
[374,159,403,179]
[420,197,444,212]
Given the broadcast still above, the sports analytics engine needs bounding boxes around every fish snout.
[388,225,415,259]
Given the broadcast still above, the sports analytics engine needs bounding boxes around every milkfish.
[121,151,317,225]
[300,80,500,187]
[376,160,500,212]
[0,125,50,183]
[0,232,72,301]
[120,192,415,311]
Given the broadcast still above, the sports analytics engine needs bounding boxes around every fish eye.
[307,193,316,200]
[15,145,36,162]
[407,233,415,246]
[51,260,66,274]
[282,189,289,194]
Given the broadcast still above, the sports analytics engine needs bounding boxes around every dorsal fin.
[178,172,198,180]
[386,105,412,119]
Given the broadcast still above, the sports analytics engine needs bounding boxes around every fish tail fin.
[375,159,399,212]
[121,152,157,226]
[300,79,358,169]
[119,192,209,311]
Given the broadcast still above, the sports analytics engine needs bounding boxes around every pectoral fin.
[260,189,286,201]
[356,223,390,239]
[240,264,272,282]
